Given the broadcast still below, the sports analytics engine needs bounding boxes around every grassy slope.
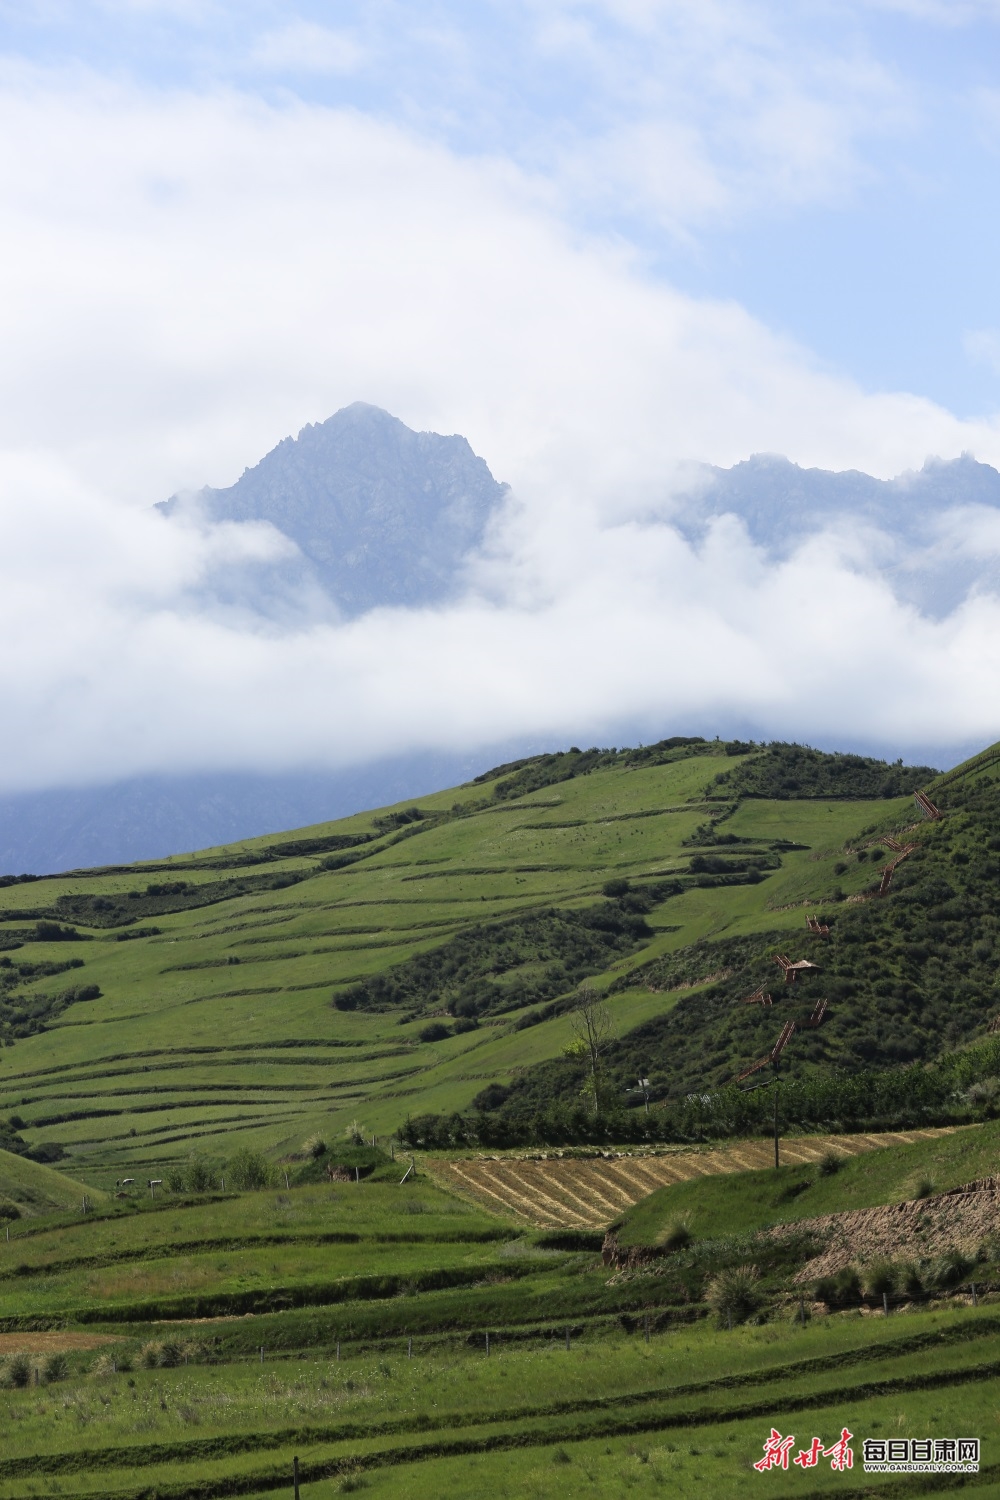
[0,1145,106,1216]
[0,744,915,1183]
[617,1119,1000,1245]
[0,1126,994,1494]
[0,1146,108,1218]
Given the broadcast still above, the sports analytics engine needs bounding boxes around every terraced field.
[429,1129,956,1228]
[0,744,907,1183]
[0,1129,997,1498]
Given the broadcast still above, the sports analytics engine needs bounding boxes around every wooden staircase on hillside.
[914,790,942,820]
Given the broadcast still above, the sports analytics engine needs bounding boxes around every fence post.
[260,1346,264,1363]
[485,1331,490,1356]
[565,1327,570,1352]
[336,1341,341,1362]
[283,1170,290,1190]
[293,1454,300,1500]
[883,1292,889,1316]
[408,1337,412,1358]
[972,1283,978,1307]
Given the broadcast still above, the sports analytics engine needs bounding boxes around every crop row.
[433,1130,950,1227]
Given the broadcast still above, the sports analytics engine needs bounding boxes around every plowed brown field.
[428,1129,954,1229]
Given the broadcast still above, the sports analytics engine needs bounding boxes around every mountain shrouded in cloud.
[676,453,1000,619]
[157,403,508,617]
[6,408,1000,872]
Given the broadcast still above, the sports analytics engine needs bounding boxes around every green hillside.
[616,1120,1000,1246]
[0,1142,106,1218]
[0,733,989,1185]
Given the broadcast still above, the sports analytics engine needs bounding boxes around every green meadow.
[0,1153,996,1497]
[0,744,909,1179]
[0,739,998,1492]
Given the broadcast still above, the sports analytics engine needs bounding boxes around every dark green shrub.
[706,1264,761,1324]
[817,1151,842,1176]
[928,1250,972,1289]
[419,1023,451,1043]
[43,1352,69,1383]
[863,1260,896,1298]
[814,1275,838,1304]
[186,1154,214,1191]
[34,921,81,942]
[835,1267,862,1303]
[6,1353,31,1387]
[227,1148,274,1191]
[656,1220,692,1252]
[816,1267,862,1307]
[897,1262,923,1298]
[25,1142,65,1163]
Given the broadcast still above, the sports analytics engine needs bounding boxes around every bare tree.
[568,985,615,1114]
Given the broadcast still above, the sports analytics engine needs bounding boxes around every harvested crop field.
[0,1331,120,1355]
[429,1129,953,1228]
[788,1175,1000,1281]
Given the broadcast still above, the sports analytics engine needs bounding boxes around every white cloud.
[0,70,993,509]
[525,0,911,230]
[4,453,1000,793]
[247,22,366,76]
[0,72,998,792]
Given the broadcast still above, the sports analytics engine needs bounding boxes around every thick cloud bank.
[4,436,1000,793]
[1,77,1000,791]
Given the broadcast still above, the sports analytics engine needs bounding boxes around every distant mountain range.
[3,412,998,874]
[0,751,503,876]
[677,452,1000,618]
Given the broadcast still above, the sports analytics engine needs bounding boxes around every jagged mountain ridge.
[157,402,509,617]
[675,452,1000,617]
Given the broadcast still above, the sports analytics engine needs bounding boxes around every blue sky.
[3,1,999,419]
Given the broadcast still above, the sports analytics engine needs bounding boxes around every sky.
[3,0,1000,793]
